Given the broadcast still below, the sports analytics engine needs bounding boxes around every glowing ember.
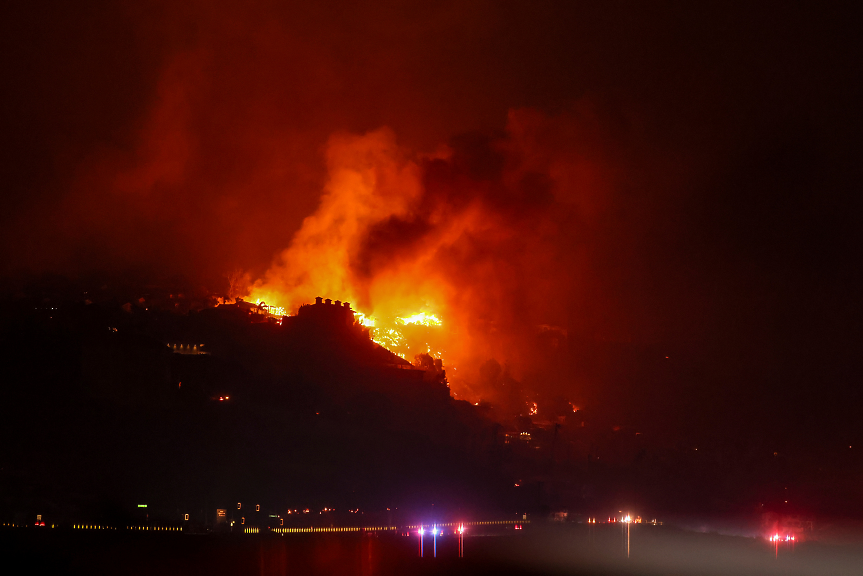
[354,312,375,327]
[352,311,446,364]
[370,326,407,350]
[398,312,442,326]
[256,300,287,317]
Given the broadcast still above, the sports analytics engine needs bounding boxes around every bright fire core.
[358,312,445,362]
[250,294,448,364]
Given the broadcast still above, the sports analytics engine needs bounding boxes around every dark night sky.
[1,2,862,447]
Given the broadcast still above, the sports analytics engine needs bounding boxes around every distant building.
[287,296,421,374]
[295,297,355,328]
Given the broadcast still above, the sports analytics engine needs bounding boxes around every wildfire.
[398,312,442,326]
[256,300,286,317]
[242,122,576,398]
[370,325,408,350]
[355,313,375,327]
[353,311,446,363]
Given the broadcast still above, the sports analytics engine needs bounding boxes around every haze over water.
[6,522,863,576]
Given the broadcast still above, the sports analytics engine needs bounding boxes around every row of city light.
[8,518,798,550]
[586,517,660,525]
[241,503,339,516]
[4,523,420,533]
[6,523,484,534]
[270,526,397,533]
[73,525,182,531]
[405,520,529,529]
[2,523,177,531]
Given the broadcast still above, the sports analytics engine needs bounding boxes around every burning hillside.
[354,311,445,361]
[246,120,587,399]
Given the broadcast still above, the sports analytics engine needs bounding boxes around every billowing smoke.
[248,107,625,400]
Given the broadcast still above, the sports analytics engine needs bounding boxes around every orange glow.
[242,130,480,391]
[399,312,442,326]
[239,114,599,401]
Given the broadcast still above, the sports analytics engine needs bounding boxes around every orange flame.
[248,129,455,365]
[245,111,595,398]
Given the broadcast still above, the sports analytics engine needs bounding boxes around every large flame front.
[247,115,583,398]
[248,129,453,365]
[361,312,446,361]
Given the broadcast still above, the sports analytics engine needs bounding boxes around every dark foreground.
[4,523,863,576]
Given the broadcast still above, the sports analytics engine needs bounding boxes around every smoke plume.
[248,105,632,399]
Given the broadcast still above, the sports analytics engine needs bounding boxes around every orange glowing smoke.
[248,128,461,364]
[249,129,426,313]
[246,109,611,398]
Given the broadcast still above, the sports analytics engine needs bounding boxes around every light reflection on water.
[6,524,863,575]
[249,524,863,576]
[254,530,470,576]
